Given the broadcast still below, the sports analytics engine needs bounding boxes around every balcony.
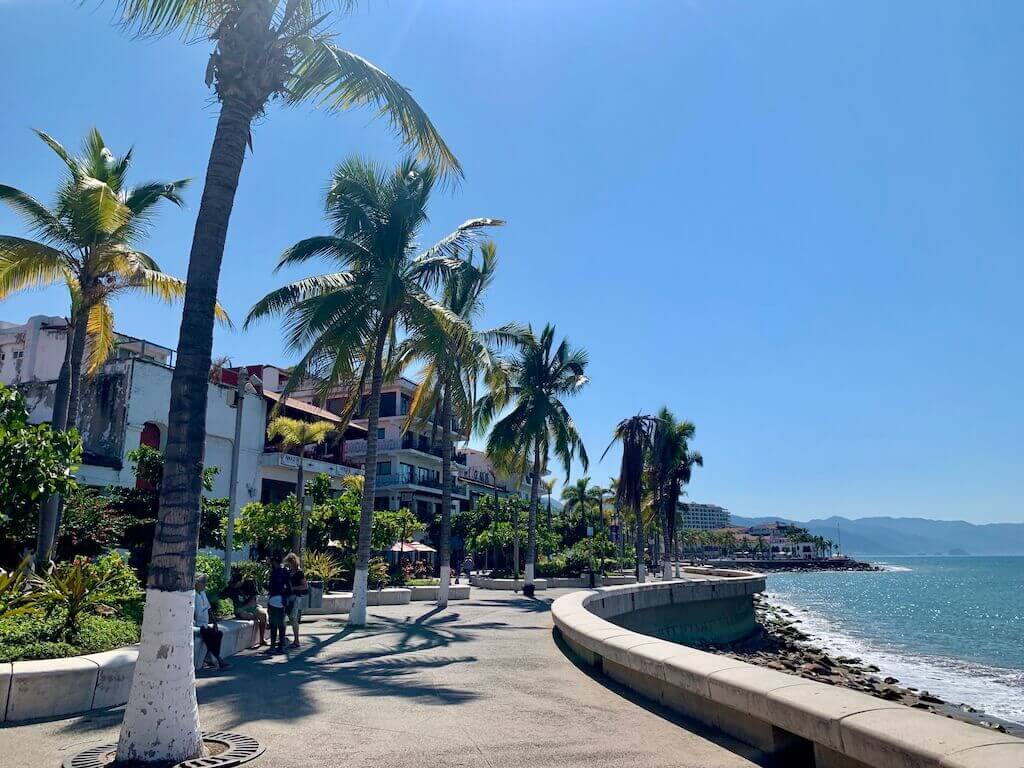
[345,437,466,464]
[373,472,468,497]
[260,451,363,479]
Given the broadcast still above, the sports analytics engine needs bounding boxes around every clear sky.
[2,1,1021,523]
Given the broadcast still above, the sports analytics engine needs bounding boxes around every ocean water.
[765,556,1024,724]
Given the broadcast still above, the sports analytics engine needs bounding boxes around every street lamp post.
[223,369,248,582]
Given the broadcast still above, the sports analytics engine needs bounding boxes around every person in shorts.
[284,552,308,648]
[265,551,290,654]
[224,567,268,647]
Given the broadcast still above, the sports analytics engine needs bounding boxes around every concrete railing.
[1,619,257,723]
[552,576,1024,768]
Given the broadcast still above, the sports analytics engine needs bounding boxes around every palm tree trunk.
[634,502,645,583]
[436,379,453,607]
[524,438,541,586]
[294,456,306,556]
[64,305,89,429]
[350,321,389,626]
[36,313,87,568]
[662,497,673,580]
[117,95,256,765]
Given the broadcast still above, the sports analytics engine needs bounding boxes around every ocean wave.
[872,563,913,572]
[763,591,1024,725]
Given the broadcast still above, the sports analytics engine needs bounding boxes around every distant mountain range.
[729,514,1024,556]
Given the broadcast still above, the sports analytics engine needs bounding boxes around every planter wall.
[1,618,257,723]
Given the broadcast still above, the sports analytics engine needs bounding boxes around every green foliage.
[234,497,300,552]
[0,555,32,618]
[127,444,218,492]
[303,550,343,583]
[372,507,424,551]
[0,382,81,527]
[22,553,141,640]
[59,486,128,558]
[305,473,332,505]
[367,557,390,590]
[0,610,139,662]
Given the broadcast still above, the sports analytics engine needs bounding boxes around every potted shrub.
[302,550,342,609]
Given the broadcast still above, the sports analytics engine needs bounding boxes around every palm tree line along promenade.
[0,2,729,765]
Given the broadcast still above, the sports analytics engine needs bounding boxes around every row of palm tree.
[604,407,702,582]
[0,0,467,762]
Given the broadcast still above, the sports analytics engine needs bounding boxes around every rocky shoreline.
[709,558,882,573]
[694,595,1021,737]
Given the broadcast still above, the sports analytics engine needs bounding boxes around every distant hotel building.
[678,502,730,530]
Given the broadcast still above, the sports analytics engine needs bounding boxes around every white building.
[678,502,731,530]
[2,317,364,504]
[461,447,534,506]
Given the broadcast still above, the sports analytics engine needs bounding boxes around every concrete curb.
[551,575,1024,768]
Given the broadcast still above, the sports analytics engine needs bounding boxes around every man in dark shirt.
[224,568,268,647]
[265,551,291,654]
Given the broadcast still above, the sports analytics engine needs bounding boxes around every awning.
[390,541,437,553]
[262,389,366,432]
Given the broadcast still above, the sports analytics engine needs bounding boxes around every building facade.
[2,317,364,505]
[678,502,731,530]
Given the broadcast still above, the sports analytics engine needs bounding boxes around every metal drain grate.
[64,732,264,768]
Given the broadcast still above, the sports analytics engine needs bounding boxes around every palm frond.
[0,238,71,299]
[85,301,115,375]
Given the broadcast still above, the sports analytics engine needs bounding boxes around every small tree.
[0,383,81,564]
[266,416,335,557]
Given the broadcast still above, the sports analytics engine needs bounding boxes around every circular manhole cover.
[64,732,264,768]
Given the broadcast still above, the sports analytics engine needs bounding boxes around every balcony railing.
[345,438,467,464]
[373,473,467,496]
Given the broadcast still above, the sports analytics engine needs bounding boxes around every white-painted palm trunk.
[350,567,368,625]
[436,565,450,607]
[662,560,673,580]
[637,564,646,583]
[524,562,534,586]
[674,558,682,578]
[116,589,202,764]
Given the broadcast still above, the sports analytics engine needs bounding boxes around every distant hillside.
[729,514,1024,556]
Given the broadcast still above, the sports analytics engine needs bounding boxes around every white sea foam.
[764,591,1024,726]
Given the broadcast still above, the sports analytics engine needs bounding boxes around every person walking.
[461,554,475,581]
[194,574,230,670]
[265,551,291,654]
[284,552,308,648]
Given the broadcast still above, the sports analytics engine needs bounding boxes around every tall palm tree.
[266,416,335,556]
[109,4,459,762]
[247,157,500,625]
[0,128,204,567]
[603,414,658,582]
[400,243,520,607]
[476,325,589,588]
[561,477,602,537]
[648,408,702,578]
[542,477,557,530]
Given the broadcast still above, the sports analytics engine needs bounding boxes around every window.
[379,392,397,418]
[377,428,385,439]
[12,350,24,360]
[400,393,411,416]
[377,461,392,476]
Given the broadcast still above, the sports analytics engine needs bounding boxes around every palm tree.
[247,158,500,625]
[400,243,519,607]
[476,325,590,588]
[0,128,203,567]
[647,408,703,578]
[561,477,602,537]
[542,477,557,530]
[603,414,658,582]
[108,4,460,761]
[266,416,335,556]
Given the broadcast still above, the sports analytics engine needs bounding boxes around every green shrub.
[0,609,139,662]
[23,553,142,641]
[303,550,343,583]
[368,557,389,590]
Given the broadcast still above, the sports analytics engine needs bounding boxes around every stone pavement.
[0,589,767,768]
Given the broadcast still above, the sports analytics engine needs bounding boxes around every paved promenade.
[1,589,766,768]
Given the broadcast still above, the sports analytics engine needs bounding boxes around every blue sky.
[2,1,1021,523]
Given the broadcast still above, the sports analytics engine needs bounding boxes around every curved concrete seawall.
[552,574,1024,768]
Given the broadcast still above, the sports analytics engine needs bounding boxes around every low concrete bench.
[1,618,256,723]
[552,579,1024,768]
[408,584,471,601]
